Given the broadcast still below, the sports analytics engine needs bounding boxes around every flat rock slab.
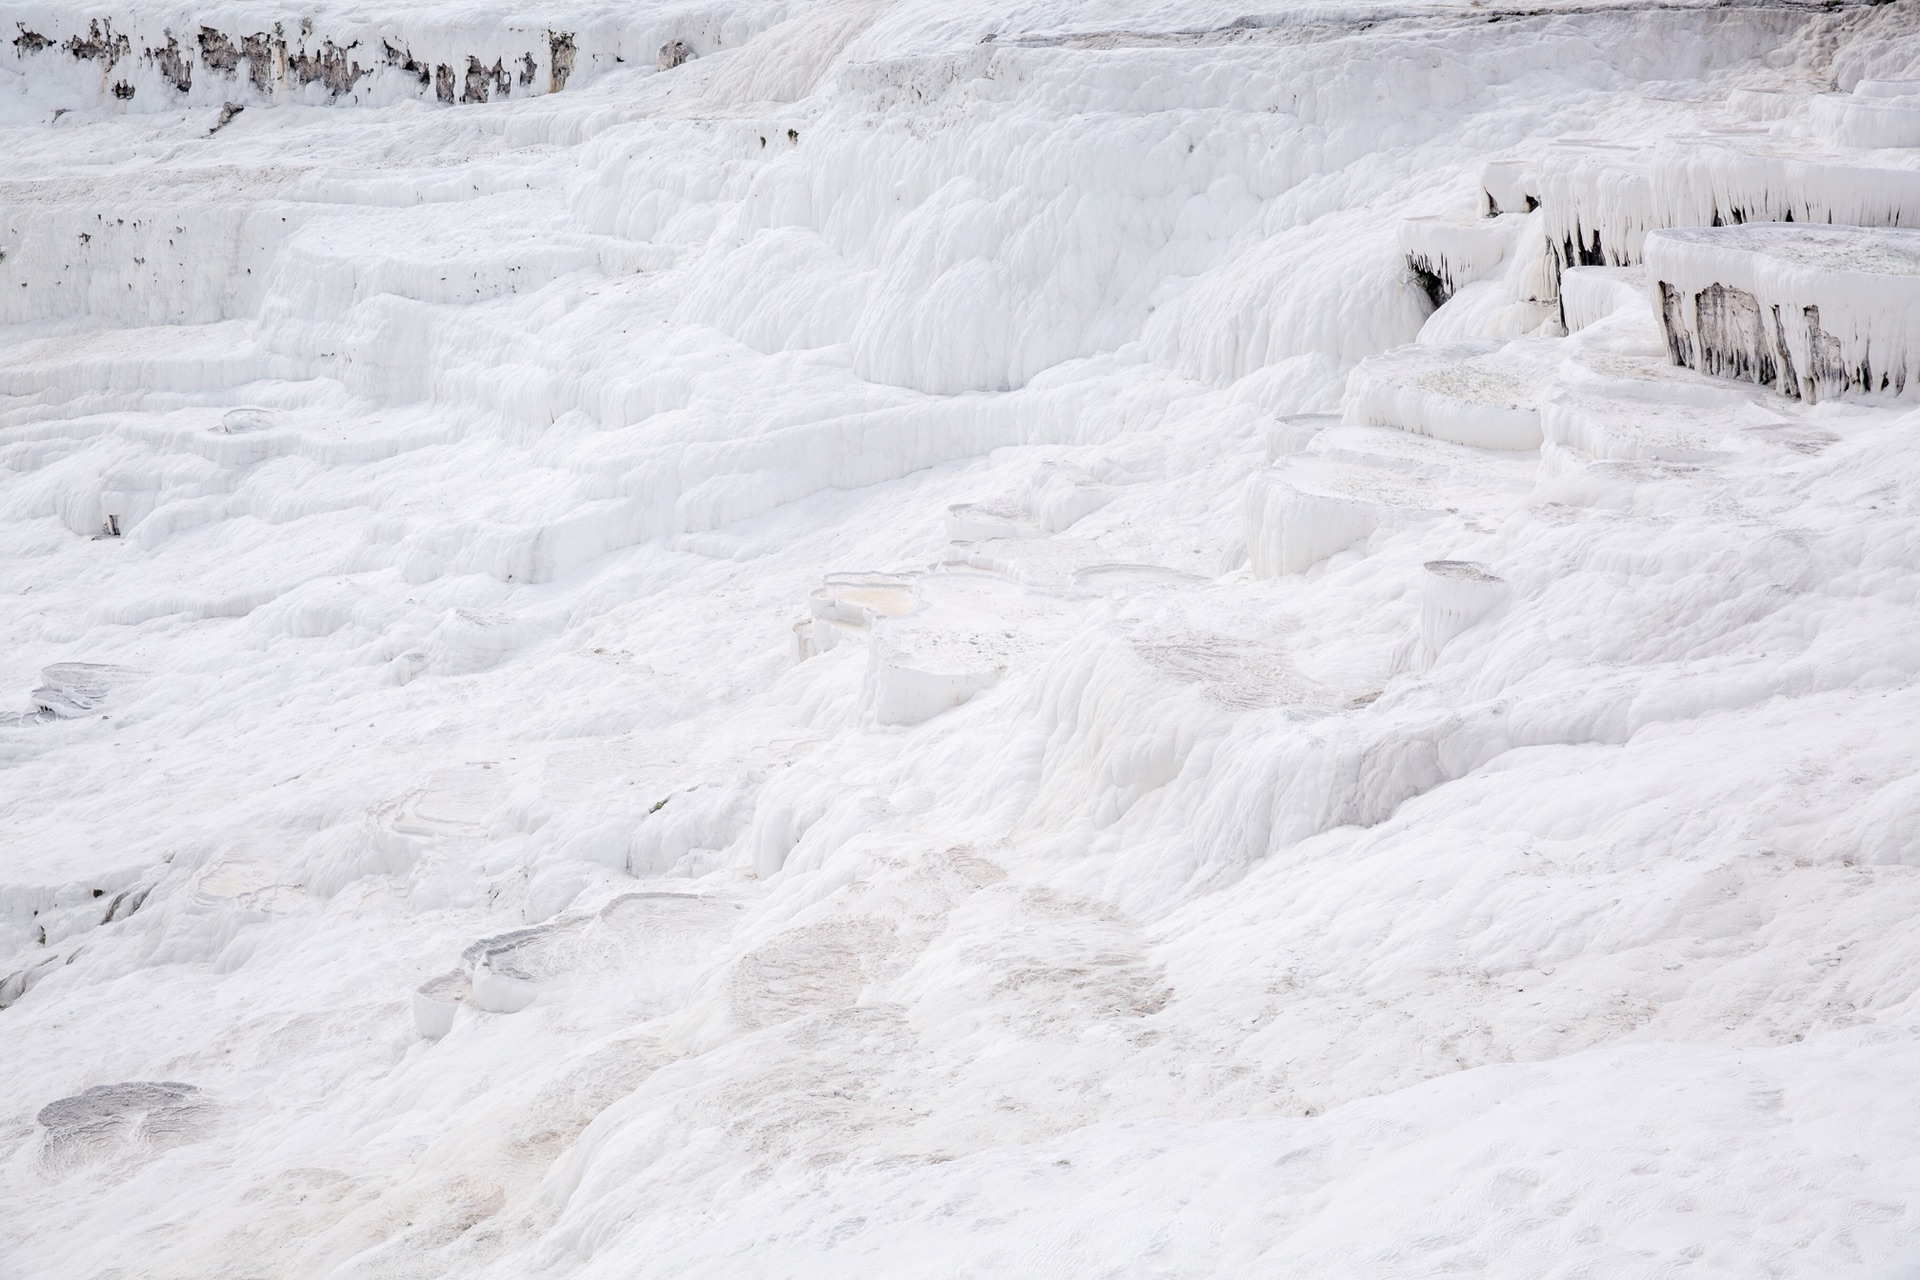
[1342,338,1562,450]
[1244,425,1532,578]
[1647,223,1920,403]
[1653,135,1920,233]
[1813,91,1920,150]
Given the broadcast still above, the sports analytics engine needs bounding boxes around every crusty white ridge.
[6,0,1920,1276]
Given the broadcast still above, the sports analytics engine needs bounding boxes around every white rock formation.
[1647,223,1920,402]
[5,1,1920,1275]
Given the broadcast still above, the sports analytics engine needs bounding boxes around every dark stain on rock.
[435,62,455,103]
[518,52,537,86]
[549,31,575,91]
[1770,303,1799,397]
[149,34,191,92]
[238,33,281,93]
[1658,281,1692,369]
[102,880,154,922]
[659,39,693,70]
[462,54,509,103]
[383,40,431,87]
[65,20,129,67]
[198,26,238,74]
[13,27,53,54]
[1695,282,1774,388]
[1408,256,1449,311]
[289,41,366,96]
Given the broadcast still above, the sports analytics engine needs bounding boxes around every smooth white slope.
[3,2,1920,1277]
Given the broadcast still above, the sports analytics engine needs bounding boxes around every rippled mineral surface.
[6,1,1920,1275]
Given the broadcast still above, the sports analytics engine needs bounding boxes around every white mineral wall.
[1652,135,1920,232]
[1647,223,1920,403]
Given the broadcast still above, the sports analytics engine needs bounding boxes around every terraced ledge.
[1648,223,1920,403]
[1342,338,1563,450]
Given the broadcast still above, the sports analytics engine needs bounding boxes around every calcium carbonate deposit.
[7,0,1920,1274]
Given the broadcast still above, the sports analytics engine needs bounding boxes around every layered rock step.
[1559,266,1647,334]
[945,461,1114,544]
[1341,337,1565,450]
[1398,214,1520,307]
[1725,88,1806,123]
[1541,347,1792,468]
[862,570,1070,726]
[1414,560,1509,670]
[411,969,473,1039]
[414,890,739,1036]
[951,537,1112,596]
[1539,142,1652,300]
[1265,412,1339,462]
[1243,424,1532,578]
[1647,223,1920,403]
[1812,82,1920,150]
[1652,135,1920,233]
[1479,158,1539,218]
[792,573,916,662]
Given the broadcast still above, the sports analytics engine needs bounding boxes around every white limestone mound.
[1725,89,1806,122]
[411,969,471,1039]
[1416,561,1508,669]
[1399,214,1517,308]
[1265,413,1338,462]
[1342,338,1562,450]
[1244,454,1441,579]
[1027,462,1114,534]
[1245,472,1388,578]
[947,463,1113,544]
[1560,266,1647,334]
[1247,419,1539,578]
[1856,80,1920,99]
[1812,91,1920,151]
[1653,135,1920,232]
[1130,632,1335,714]
[29,662,126,718]
[955,538,1112,596]
[1541,345,1822,470]
[794,573,917,661]
[868,632,1008,726]
[1480,157,1539,218]
[1538,143,1652,302]
[945,500,1032,544]
[1541,388,1743,466]
[461,919,587,1013]
[1647,223,1920,403]
[863,570,1063,726]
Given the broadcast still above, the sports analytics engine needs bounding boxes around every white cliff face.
[6,1,1920,1275]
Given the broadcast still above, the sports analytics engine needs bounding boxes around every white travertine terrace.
[9,0,1920,1274]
